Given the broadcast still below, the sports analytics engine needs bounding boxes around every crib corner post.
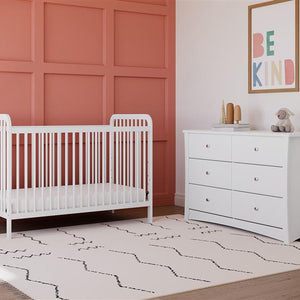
[6,218,12,239]
[147,205,153,224]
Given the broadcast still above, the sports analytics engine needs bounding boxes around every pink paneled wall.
[0,0,175,206]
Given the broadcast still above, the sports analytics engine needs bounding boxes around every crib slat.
[49,133,52,210]
[2,121,6,214]
[127,131,129,187]
[16,134,20,213]
[94,132,98,205]
[72,132,75,208]
[32,133,36,212]
[57,132,61,210]
[109,131,114,206]
[87,132,90,207]
[102,132,105,205]
[136,128,139,202]
[24,133,28,213]
[130,130,133,204]
[97,132,100,185]
[92,132,94,184]
[45,133,48,188]
[143,129,146,202]
[116,131,119,205]
[38,133,41,188]
[65,133,68,209]
[52,133,55,188]
[123,131,125,204]
[41,133,44,211]
[79,132,83,208]
[0,121,2,213]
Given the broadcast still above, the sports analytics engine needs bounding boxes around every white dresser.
[184,130,300,243]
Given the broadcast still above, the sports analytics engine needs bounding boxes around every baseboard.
[174,193,185,207]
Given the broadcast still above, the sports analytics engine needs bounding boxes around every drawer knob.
[205,144,210,149]
[254,207,259,211]
[205,198,210,202]
[254,147,259,152]
[205,171,210,175]
[254,177,259,182]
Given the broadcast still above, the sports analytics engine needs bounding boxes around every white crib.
[0,114,153,239]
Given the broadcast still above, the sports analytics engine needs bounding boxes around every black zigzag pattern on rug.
[192,239,300,266]
[56,229,92,246]
[109,249,210,283]
[13,252,51,259]
[165,216,210,230]
[150,244,252,274]
[3,264,67,300]
[191,229,222,234]
[18,233,47,245]
[151,235,181,240]
[135,220,171,230]
[59,257,154,294]
[102,223,157,237]
[0,249,26,255]
[78,245,104,251]
[231,233,300,251]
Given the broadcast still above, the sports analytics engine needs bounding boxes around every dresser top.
[183,129,300,137]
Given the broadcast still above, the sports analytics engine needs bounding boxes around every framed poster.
[248,0,299,93]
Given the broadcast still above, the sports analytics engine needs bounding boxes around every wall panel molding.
[0,0,175,206]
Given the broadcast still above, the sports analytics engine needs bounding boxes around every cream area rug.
[0,215,300,300]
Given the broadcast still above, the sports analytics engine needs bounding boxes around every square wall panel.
[0,0,32,61]
[153,142,166,194]
[45,74,103,125]
[45,4,104,65]
[118,0,167,5]
[115,11,165,68]
[114,77,165,137]
[0,72,32,125]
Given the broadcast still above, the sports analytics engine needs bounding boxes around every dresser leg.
[6,219,12,240]
[184,210,189,221]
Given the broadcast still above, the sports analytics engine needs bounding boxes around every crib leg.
[6,219,12,240]
[147,206,153,224]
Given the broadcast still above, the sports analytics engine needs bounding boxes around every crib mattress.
[10,183,146,214]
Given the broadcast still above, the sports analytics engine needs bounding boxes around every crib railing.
[0,115,12,218]
[0,115,152,223]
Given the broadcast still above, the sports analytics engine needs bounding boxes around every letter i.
[265,61,268,86]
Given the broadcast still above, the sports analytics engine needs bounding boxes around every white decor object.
[0,114,153,239]
[212,123,250,131]
[184,130,300,243]
[219,100,226,124]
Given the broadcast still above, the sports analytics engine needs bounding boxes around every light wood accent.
[226,103,234,124]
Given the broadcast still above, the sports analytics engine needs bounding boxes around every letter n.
[271,61,282,86]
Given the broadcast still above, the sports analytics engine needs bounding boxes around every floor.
[0,206,300,300]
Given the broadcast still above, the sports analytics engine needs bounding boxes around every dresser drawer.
[189,184,231,217]
[232,191,284,228]
[189,159,231,189]
[232,136,285,166]
[188,134,231,161]
[232,163,283,197]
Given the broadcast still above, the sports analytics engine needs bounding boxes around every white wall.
[176,0,300,205]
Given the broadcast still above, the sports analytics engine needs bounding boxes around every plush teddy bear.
[271,108,295,132]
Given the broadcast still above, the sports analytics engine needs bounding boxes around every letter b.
[253,33,264,58]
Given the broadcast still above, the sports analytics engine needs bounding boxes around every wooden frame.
[248,0,299,93]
